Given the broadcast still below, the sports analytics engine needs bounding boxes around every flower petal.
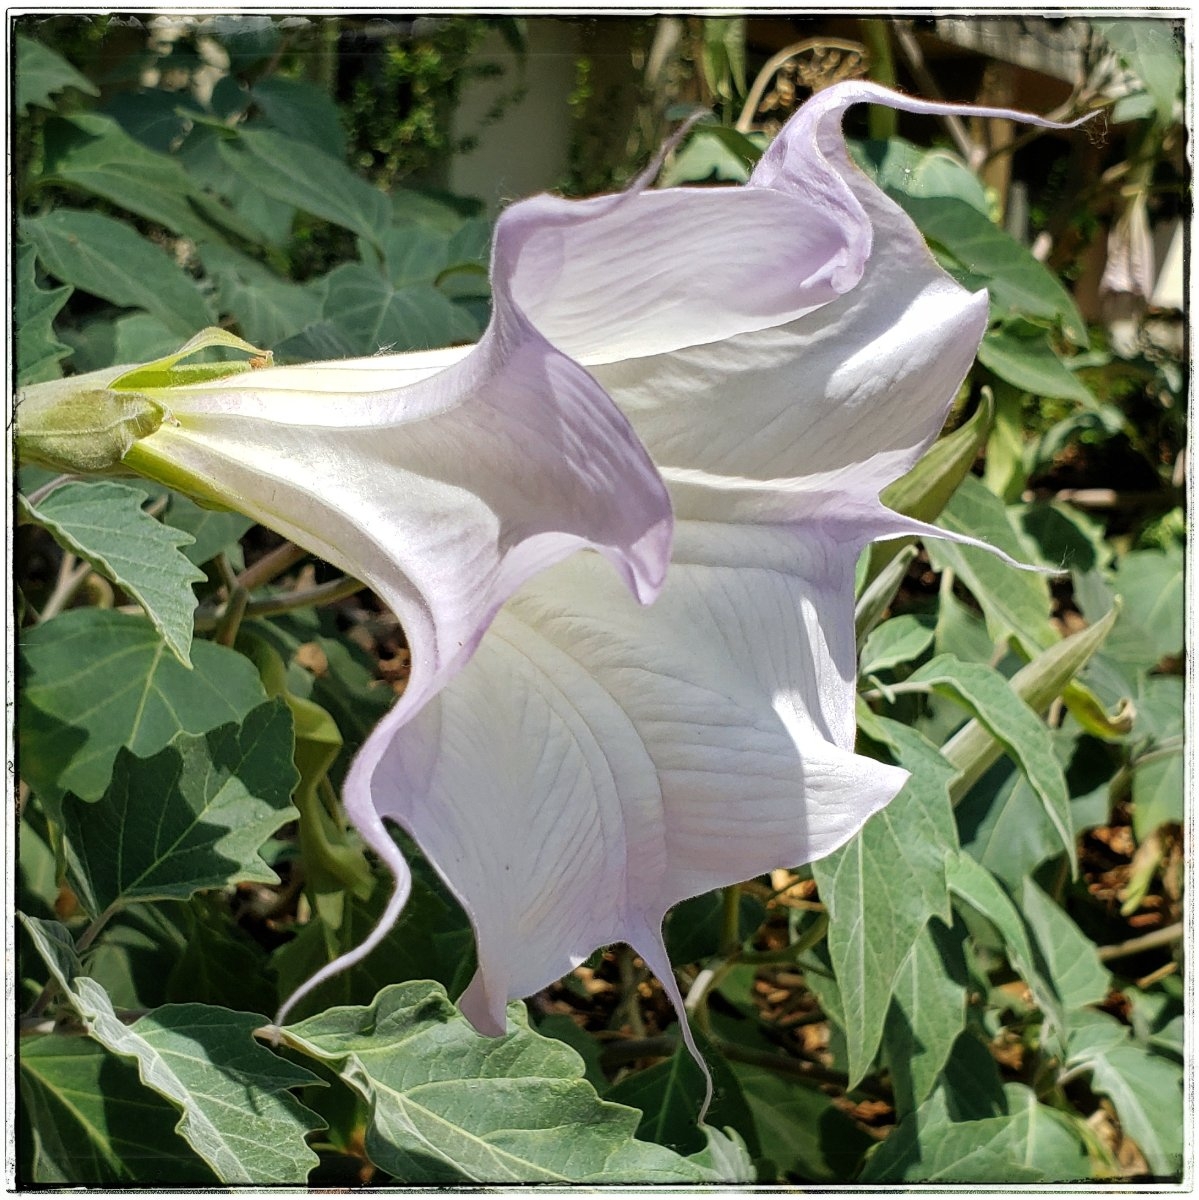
[128,199,677,727]
[350,523,905,1037]
[288,84,1076,1070]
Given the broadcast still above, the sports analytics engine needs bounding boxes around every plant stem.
[1097,921,1183,963]
[213,586,250,648]
[236,541,307,592]
[860,20,896,139]
[38,553,92,622]
[194,576,364,632]
[720,883,741,956]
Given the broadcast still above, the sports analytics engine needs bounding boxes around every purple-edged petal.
[350,524,905,1038]
[126,198,678,727]
[301,83,1073,1070]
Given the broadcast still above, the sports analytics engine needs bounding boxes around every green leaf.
[250,76,347,158]
[862,1083,1090,1182]
[16,34,98,112]
[533,1015,608,1092]
[221,128,390,250]
[42,114,225,243]
[1110,548,1184,664]
[20,1035,218,1184]
[659,126,763,186]
[853,136,989,212]
[606,1035,754,1159]
[812,720,958,1085]
[1017,880,1109,1011]
[20,480,205,666]
[1132,748,1184,839]
[23,913,324,1184]
[910,655,1073,868]
[956,744,1075,889]
[61,700,297,917]
[929,475,1057,653]
[943,853,1064,1036]
[165,896,276,1014]
[375,223,453,287]
[664,889,765,964]
[198,244,323,348]
[1066,1010,1183,1177]
[940,607,1120,805]
[729,1062,872,1182]
[869,393,994,581]
[21,209,212,336]
[883,919,968,1115]
[113,312,190,366]
[160,490,254,566]
[316,262,478,355]
[860,614,935,675]
[16,241,73,385]
[271,860,474,1022]
[1094,19,1183,125]
[280,982,747,1184]
[899,194,1087,345]
[978,322,1095,402]
[19,608,267,805]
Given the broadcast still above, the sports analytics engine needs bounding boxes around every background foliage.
[14,14,1187,1186]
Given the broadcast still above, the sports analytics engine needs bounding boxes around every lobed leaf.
[19,1035,217,1185]
[15,35,98,112]
[60,700,298,917]
[19,480,205,666]
[19,608,267,806]
[220,127,391,250]
[812,720,958,1086]
[1017,880,1109,1012]
[21,209,212,336]
[15,241,73,385]
[280,981,750,1184]
[862,1083,1090,1183]
[1066,1010,1183,1177]
[21,915,324,1185]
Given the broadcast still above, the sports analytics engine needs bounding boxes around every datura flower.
[18,81,1063,1105]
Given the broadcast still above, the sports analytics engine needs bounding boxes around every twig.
[193,575,364,632]
[37,553,92,623]
[1097,922,1183,963]
[615,947,647,1037]
[213,586,250,648]
[24,473,80,508]
[892,20,980,166]
[236,541,307,592]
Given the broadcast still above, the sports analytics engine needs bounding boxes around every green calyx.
[15,327,269,476]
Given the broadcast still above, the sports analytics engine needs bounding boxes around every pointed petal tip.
[459,969,509,1037]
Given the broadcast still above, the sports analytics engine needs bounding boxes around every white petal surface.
[355,525,906,1035]
[131,198,677,726]
[301,83,1065,1073]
